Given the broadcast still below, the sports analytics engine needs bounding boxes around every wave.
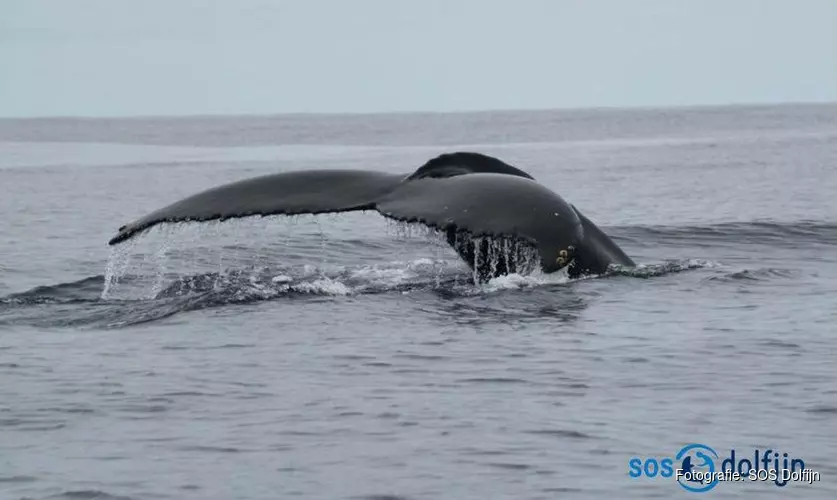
[0,274,106,305]
[0,258,719,329]
[702,267,800,283]
[611,220,837,247]
[3,219,827,329]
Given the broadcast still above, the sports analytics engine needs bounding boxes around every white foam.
[350,265,415,282]
[481,266,571,292]
[293,278,351,296]
[407,258,437,268]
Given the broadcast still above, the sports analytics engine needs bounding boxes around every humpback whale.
[109,152,634,281]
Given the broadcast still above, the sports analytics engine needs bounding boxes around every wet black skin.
[109,152,635,281]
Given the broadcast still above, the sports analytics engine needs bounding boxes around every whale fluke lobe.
[407,152,535,181]
[108,170,404,245]
[376,173,583,273]
[109,152,635,279]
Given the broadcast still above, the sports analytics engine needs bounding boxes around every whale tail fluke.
[107,152,634,280]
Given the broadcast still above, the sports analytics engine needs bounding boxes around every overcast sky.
[2,0,835,117]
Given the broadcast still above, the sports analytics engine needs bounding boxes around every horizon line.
[1,99,835,121]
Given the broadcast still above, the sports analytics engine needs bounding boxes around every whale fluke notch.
[108,152,635,280]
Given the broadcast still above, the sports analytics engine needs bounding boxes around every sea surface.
[0,104,835,499]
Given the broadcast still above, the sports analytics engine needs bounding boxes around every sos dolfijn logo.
[629,443,720,493]
[629,444,814,492]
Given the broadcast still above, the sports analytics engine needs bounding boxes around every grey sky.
[2,0,835,117]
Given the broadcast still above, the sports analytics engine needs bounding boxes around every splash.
[101,237,138,299]
[481,266,571,292]
[3,255,728,329]
[293,277,352,296]
[448,231,540,283]
[385,219,443,241]
[88,213,733,329]
[101,214,567,303]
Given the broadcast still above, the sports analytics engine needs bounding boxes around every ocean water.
[0,104,835,499]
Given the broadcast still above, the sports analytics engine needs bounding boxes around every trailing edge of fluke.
[109,152,635,281]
